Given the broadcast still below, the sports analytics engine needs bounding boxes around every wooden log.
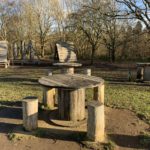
[70,89,78,121]
[4,63,8,69]
[61,67,74,74]
[22,97,38,131]
[58,88,85,121]
[58,89,69,120]
[43,87,55,108]
[76,88,85,121]
[83,68,91,76]
[87,101,105,142]
[93,84,104,104]
[48,70,53,76]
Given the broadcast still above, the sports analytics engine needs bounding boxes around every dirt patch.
[105,107,149,150]
[0,102,149,150]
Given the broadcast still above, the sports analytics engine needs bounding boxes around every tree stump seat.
[87,101,105,142]
[22,96,38,131]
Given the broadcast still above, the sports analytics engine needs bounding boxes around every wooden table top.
[39,74,104,89]
[137,62,150,66]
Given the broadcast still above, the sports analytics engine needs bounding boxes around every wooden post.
[93,84,104,104]
[83,68,91,76]
[4,63,8,69]
[70,88,85,121]
[48,71,53,76]
[58,88,85,121]
[43,87,55,108]
[61,67,74,74]
[87,101,105,142]
[22,97,38,131]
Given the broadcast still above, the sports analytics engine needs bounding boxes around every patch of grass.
[103,141,116,150]
[105,83,150,124]
[86,82,150,124]
[7,133,22,141]
[81,140,116,150]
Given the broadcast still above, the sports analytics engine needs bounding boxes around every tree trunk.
[40,37,45,57]
[110,47,116,62]
[41,45,45,57]
[90,45,96,65]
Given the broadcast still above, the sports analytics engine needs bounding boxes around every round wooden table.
[39,74,104,122]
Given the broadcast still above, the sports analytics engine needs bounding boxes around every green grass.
[105,83,150,123]
[0,66,150,124]
[86,83,150,124]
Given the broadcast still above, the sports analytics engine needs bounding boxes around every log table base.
[58,88,85,121]
[61,67,74,75]
[49,109,87,127]
[93,84,104,104]
[39,74,105,122]
[43,87,56,108]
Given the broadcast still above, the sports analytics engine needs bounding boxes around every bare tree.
[116,0,150,30]
[67,0,105,64]
[102,0,127,62]
[0,1,15,40]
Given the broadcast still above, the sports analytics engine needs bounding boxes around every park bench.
[137,63,150,81]
[0,41,10,68]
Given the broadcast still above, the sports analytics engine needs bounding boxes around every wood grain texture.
[39,74,104,89]
[58,88,85,121]
[93,84,105,104]
[87,101,105,142]
[22,97,38,131]
[55,42,77,62]
[43,87,55,108]
[137,63,150,67]
[61,67,74,74]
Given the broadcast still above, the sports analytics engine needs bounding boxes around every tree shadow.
[0,101,22,119]
[0,101,149,149]
[0,121,86,142]
[0,77,37,83]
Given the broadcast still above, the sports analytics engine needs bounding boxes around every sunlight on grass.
[105,84,150,124]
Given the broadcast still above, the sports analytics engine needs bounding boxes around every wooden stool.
[83,68,91,76]
[22,97,38,131]
[87,101,105,142]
